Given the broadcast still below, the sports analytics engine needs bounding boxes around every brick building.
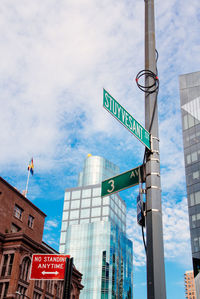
[0,176,83,299]
[184,270,196,299]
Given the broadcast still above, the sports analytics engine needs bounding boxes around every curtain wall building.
[59,155,133,299]
[179,71,200,298]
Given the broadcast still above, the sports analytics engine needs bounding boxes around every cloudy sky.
[1,0,200,298]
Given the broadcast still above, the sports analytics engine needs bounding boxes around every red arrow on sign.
[30,254,70,280]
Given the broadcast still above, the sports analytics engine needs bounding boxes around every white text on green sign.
[103,89,151,150]
[101,165,143,197]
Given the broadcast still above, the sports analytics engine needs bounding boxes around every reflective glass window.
[82,189,91,198]
[118,199,122,209]
[70,210,79,219]
[192,215,196,221]
[93,187,101,197]
[69,220,79,225]
[71,190,81,199]
[116,205,120,216]
[183,115,188,130]
[60,232,66,243]
[65,192,71,201]
[191,152,197,162]
[111,199,114,208]
[91,217,101,222]
[103,206,109,216]
[59,245,65,253]
[102,216,109,221]
[92,197,101,206]
[81,209,90,218]
[82,198,91,208]
[186,154,191,164]
[91,207,101,217]
[188,114,195,128]
[122,213,126,222]
[110,209,114,218]
[71,200,80,209]
[80,219,89,224]
[190,193,194,206]
[195,191,200,204]
[193,237,199,252]
[193,171,199,179]
[64,201,69,210]
[61,221,68,231]
[122,204,126,213]
[103,196,110,205]
[62,211,69,220]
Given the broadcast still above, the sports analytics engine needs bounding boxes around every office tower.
[184,270,196,299]
[60,155,133,299]
[179,71,200,298]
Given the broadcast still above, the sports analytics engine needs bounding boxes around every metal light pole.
[62,257,73,299]
[144,0,166,298]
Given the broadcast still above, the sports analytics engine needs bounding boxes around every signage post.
[62,258,73,299]
[144,0,166,298]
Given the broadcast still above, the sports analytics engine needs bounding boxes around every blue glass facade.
[180,71,200,298]
[78,155,120,187]
[60,155,133,298]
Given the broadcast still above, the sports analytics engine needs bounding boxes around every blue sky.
[1,0,200,298]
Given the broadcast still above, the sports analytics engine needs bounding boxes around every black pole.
[144,0,166,298]
[62,257,73,299]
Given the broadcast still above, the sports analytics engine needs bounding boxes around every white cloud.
[127,197,192,268]
[44,219,58,231]
[0,0,199,178]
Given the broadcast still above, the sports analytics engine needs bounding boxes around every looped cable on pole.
[135,69,159,94]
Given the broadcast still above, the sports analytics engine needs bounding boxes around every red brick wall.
[0,177,46,243]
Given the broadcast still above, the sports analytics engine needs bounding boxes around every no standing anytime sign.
[30,254,70,280]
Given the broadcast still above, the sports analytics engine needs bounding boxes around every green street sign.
[101,165,143,197]
[103,89,151,150]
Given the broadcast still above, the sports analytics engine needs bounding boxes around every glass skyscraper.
[59,155,133,299]
[179,71,200,298]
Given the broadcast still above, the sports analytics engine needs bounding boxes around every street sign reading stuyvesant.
[30,254,70,280]
[101,165,143,197]
[103,89,151,150]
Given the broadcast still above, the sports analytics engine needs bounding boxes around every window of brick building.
[55,281,63,297]
[0,282,9,298]
[11,223,21,233]
[28,215,34,228]
[20,257,31,282]
[14,204,23,220]
[1,253,14,277]
[1,254,8,276]
[46,280,53,294]
[33,291,41,299]
[7,254,14,275]
[16,285,27,298]
[35,280,43,289]
[3,282,9,298]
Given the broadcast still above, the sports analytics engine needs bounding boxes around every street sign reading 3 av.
[101,165,143,197]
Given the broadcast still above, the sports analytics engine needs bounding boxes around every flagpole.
[25,169,30,197]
